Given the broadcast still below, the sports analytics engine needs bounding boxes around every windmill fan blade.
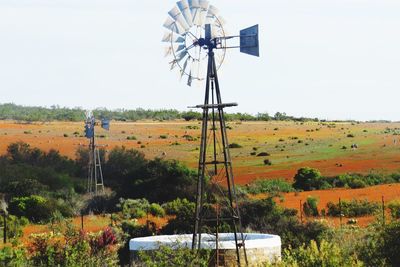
[187,71,193,86]
[189,0,201,25]
[175,44,186,53]
[207,4,218,16]
[170,60,177,70]
[161,32,172,42]
[169,6,190,31]
[163,16,186,35]
[177,0,193,27]
[191,58,200,78]
[164,46,173,57]
[162,32,185,43]
[175,36,185,43]
[198,0,209,25]
[176,49,188,62]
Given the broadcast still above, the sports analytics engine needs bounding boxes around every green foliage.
[0,215,28,240]
[282,240,363,267]
[28,226,119,266]
[9,195,72,223]
[293,167,322,191]
[117,198,149,219]
[388,200,400,219]
[149,203,165,217]
[228,142,242,148]
[264,159,272,165]
[136,244,210,267]
[0,103,320,122]
[356,222,400,266]
[292,167,400,191]
[303,196,319,216]
[326,199,379,217]
[162,199,195,234]
[240,197,328,249]
[126,135,137,140]
[181,111,201,121]
[162,198,192,216]
[241,179,294,195]
[0,142,81,199]
[0,246,28,266]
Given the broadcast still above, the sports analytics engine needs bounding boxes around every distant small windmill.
[84,111,110,195]
[162,1,259,266]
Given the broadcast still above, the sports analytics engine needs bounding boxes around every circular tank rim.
[130,233,281,250]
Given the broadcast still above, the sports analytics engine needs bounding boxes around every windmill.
[163,1,259,266]
[84,111,110,195]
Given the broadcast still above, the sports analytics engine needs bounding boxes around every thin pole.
[300,200,303,223]
[339,198,342,228]
[382,196,385,226]
[3,214,6,244]
[81,213,84,230]
[216,204,219,267]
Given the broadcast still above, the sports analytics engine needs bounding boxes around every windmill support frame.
[191,48,248,266]
[87,126,105,195]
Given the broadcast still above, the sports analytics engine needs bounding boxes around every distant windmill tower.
[84,111,110,195]
[162,0,259,266]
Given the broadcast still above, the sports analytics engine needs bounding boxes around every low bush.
[303,196,319,216]
[257,152,270,157]
[326,199,379,217]
[388,200,400,219]
[228,143,242,148]
[8,195,72,223]
[149,203,165,217]
[263,159,272,165]
[242,179,294,194]
[281,240,363,267]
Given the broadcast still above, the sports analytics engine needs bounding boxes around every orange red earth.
[2,120,400,228]
[1,120,400,184]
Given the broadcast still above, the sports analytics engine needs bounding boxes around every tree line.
[0,103,321,122]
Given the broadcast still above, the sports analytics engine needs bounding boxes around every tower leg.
[192,51,247,266]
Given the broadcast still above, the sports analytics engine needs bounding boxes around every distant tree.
[293,167,322,191]
[181,111,201,121]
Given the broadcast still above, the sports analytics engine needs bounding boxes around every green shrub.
[388,200,400,219]
[303,196,319,217]
[263,159,272,165]
[162,198,193,216]
[228,143,242,148]
[257,152,270,157]
[241,179,294,195]
[293,167,322,191]
[0,215,28,240]
[136,244,210,267]
[159,135,168,139]
[117,198,149,219]
[126,135,137,140]
[0,246,28,266]
[149,203,165,217]
[282,240,363,267]
[326,199,379,217]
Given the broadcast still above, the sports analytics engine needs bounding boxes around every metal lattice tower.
[191,47,248,266]
[162,1,259,266]
[85,112,109,195]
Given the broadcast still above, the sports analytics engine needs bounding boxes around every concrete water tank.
[130,233,281,266]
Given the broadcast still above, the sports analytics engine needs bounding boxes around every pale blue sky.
[0,0,399,120]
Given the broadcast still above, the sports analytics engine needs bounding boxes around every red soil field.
[251,184,400,227]
[2,120,400,185]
